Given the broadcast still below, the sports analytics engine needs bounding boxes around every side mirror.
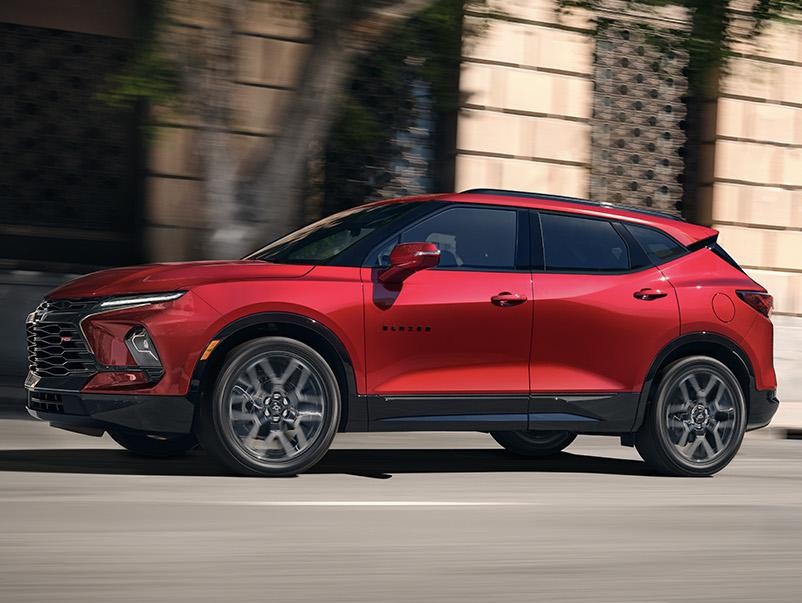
[378,242,440,284]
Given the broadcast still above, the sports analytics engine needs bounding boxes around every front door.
[362,204,533,429]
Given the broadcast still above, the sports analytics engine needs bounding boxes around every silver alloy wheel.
[664,370,738,464]
[225,351,326,462]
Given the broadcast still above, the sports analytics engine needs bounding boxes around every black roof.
[461,188,686,223]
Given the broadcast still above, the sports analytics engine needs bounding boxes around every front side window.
[396,205,518,270]
[249,202,420,264]
[626,223,686,265]
[541,213,629,272]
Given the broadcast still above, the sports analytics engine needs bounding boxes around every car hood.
[47,261,315,300]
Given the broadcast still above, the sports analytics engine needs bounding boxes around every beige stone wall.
[454,0,594,197]
[459,2,802,315]
[145,1,309,261]
[712,14,802,315]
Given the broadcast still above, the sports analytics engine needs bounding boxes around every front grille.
[26,300,97,377]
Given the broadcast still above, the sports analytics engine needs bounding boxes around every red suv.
[25,189,778,477]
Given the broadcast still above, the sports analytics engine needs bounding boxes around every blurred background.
[2,2,802,601]
[1,0,800,421]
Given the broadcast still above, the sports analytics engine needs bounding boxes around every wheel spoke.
[275,431,297,457]
[231,408,253,422]
[699,437,716,460]
[278,358,301,386]
[243,419,264,449]
[665,368,740,465]
[702,375,722,401]
[676,424,691,447]
[294,428,308,450]
[244,366,265,394]
[293,365,312,395]
[678,380,693,405]
[687,374,704,399]
[709,424,725,452]
[708,378,723,405]
[225,351,327,463]
[683,436,704,459]
[297,410,323,423]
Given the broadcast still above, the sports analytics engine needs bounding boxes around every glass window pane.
[541,213,629,272]
[401,206,517,270]
[250,202,418,264]
[626,223,685,264]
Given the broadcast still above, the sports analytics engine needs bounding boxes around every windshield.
[247,202,420,264]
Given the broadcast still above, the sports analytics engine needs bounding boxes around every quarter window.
[398,206,518,270]
[541,213,629,272]
[626,223,685,264]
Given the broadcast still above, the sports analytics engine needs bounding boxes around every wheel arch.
[633,332,754,431]
[188,312,363,432]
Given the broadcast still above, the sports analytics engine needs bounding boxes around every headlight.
[99,291,186,309]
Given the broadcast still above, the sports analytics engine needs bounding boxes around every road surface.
[0,412,800,602]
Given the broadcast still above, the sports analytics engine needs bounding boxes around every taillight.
[736,290,773,317]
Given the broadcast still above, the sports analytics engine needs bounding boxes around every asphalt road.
[0,412,800,602]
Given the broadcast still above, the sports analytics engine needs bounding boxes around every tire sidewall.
[650,356,746,476]
[204,337,340,476]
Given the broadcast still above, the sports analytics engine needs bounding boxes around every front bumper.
[26,385,194,436]
[746,388,779,431]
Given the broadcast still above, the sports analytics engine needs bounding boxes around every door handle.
[491,292,527,307]
[633,288,668,301]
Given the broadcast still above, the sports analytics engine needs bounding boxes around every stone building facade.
[455,0,802,317]
[1,0,801,318]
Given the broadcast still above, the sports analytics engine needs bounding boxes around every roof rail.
[461,188,686,222]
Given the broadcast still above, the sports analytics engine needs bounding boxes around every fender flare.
[188,311,362,429]
[632,332,755,431]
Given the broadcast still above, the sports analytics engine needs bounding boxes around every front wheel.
[491,430,576,457]
[108,430,197,458]
[635,356,747,477]
[197,337,340,477]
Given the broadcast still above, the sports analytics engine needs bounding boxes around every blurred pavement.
[0,418,800,602]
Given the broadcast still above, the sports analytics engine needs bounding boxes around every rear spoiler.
[687,234,717,252]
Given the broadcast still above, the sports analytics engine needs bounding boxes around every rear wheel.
[197,337,340,476]
[108,430,197,458]
[491,430,576,457]
[636,356,746,477]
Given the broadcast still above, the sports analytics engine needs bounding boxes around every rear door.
[530,212,680,415]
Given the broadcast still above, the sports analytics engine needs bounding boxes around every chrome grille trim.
[26,299,98,377]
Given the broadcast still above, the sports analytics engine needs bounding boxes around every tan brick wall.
[712,13,802,315]
[145,1,309,261]
[455,0,593,195]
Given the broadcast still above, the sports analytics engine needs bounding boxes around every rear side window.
[626,223,686,265]
[541,213,629,272]
[400,206,518,270]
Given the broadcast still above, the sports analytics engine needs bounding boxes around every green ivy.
[557,0,802,93]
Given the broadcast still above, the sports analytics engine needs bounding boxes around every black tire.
[108,430,198,458]
[490,430,577,458]
[197,336,340,477]
[635,355,747,477]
